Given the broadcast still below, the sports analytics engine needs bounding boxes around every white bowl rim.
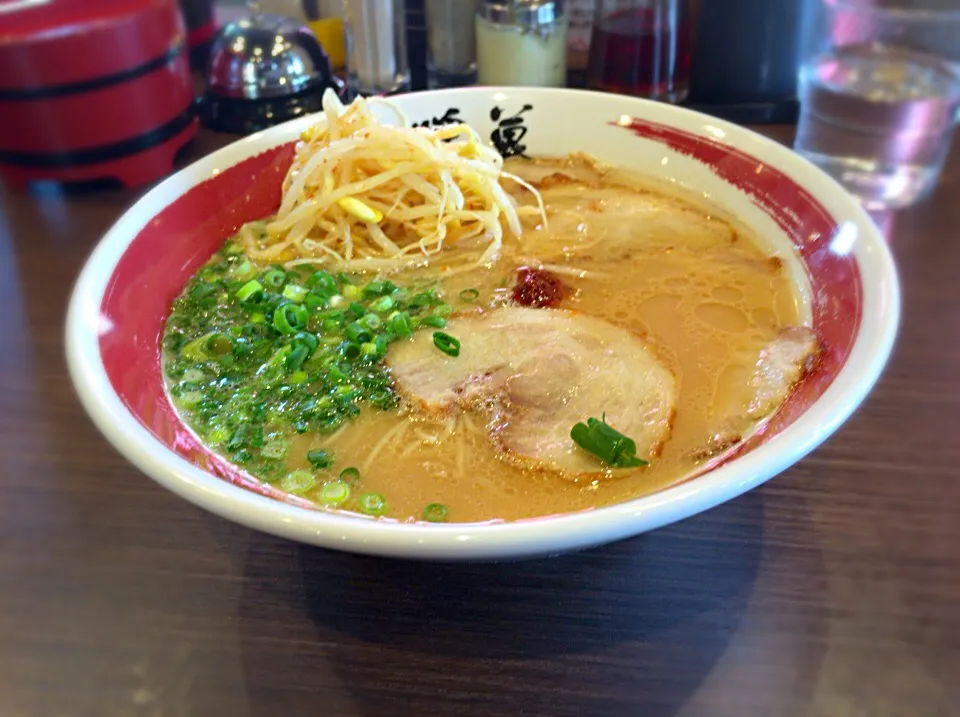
[65,87,900,560]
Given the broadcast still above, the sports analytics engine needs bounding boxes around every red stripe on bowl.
[98,142,305,503]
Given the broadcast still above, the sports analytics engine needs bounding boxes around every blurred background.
[1,0,957,209]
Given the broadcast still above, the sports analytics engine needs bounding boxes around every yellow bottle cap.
[309,18,346,70]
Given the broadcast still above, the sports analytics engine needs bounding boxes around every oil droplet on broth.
[638,294,683,330]
[712,285,743,303]
[694,302,751,333]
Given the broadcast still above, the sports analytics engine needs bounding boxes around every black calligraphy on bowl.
[412,104,535,159]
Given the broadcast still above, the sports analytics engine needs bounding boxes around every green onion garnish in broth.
[359,492,387,516]
[320,481,351,507]
[432,332,460,357]
[236,279,264,303]
[280,469,316,494]
[422,503,448,522]
[339,466,360,484]
[570,415,649,468]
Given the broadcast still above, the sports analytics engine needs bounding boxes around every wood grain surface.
[1,127,958,717]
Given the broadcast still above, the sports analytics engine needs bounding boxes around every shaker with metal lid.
[476,0,568,87]
[200,7,343,133]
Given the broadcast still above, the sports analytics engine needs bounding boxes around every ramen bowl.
[66,87,899,560]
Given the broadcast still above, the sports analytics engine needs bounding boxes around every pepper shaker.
[344,0,411,96]
[476,0,568,87]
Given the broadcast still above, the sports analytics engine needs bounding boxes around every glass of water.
[795,0,960,210]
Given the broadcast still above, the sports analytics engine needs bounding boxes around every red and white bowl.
[65,88,899,560]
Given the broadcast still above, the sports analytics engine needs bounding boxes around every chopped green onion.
[570,415,649,468]
[340,342,361,360]
[334,384,357,397]
[205,333,232,356]
[280,469,316,494]
[358,313,382,331]
[386,311,414,338]
[292,331,319,353]
[419,315,446,328]
[227,425,249,451]
[362,280,395,297]
[434,303,453,317]
[282,283,308,303]
[326,294,346,309]
[304,293,325,312]
[307,449,333,469]
[261,439,289,460]
[179,390,204,408]
[432,332,460,357]
[248,311,266,324]
[345,321,373,344]
[327,364,349,383]
[342,284,361,300]
[236,279,264,303]
[359,492,387,516]
[263,268,287,289]
[360,342,379,358]
[290,370,308,384]
[208,425,231,444]
[369,295,394,313]
[336,272,354,285]
[190,282,217,300]
[319,481,351,507]
[273,303,308,334]
[285,344,310,370]
[230,259,257,282]
[340,466,360,484]
[410,290,442,308]
[423,503,448,522]
[306,270,338,296]
[182,368,205,383]
[459,288,480,302]
[347,301,367,318]
[180,332,214,361]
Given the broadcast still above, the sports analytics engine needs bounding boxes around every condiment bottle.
[305,0,348,72]
[425,0,480,88]
[587,0,693,103]
[344,0,410,96]
[566,0,596,71]
[476,0,568,87]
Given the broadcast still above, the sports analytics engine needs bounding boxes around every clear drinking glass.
[795,0,960,210]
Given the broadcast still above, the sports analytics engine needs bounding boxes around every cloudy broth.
[165,157,807,523]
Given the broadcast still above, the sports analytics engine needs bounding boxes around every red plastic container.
[0,0,198,188]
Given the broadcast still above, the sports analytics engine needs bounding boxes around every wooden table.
[1,127,958,717]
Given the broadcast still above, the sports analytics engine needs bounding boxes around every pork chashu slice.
[386,307,677,478]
